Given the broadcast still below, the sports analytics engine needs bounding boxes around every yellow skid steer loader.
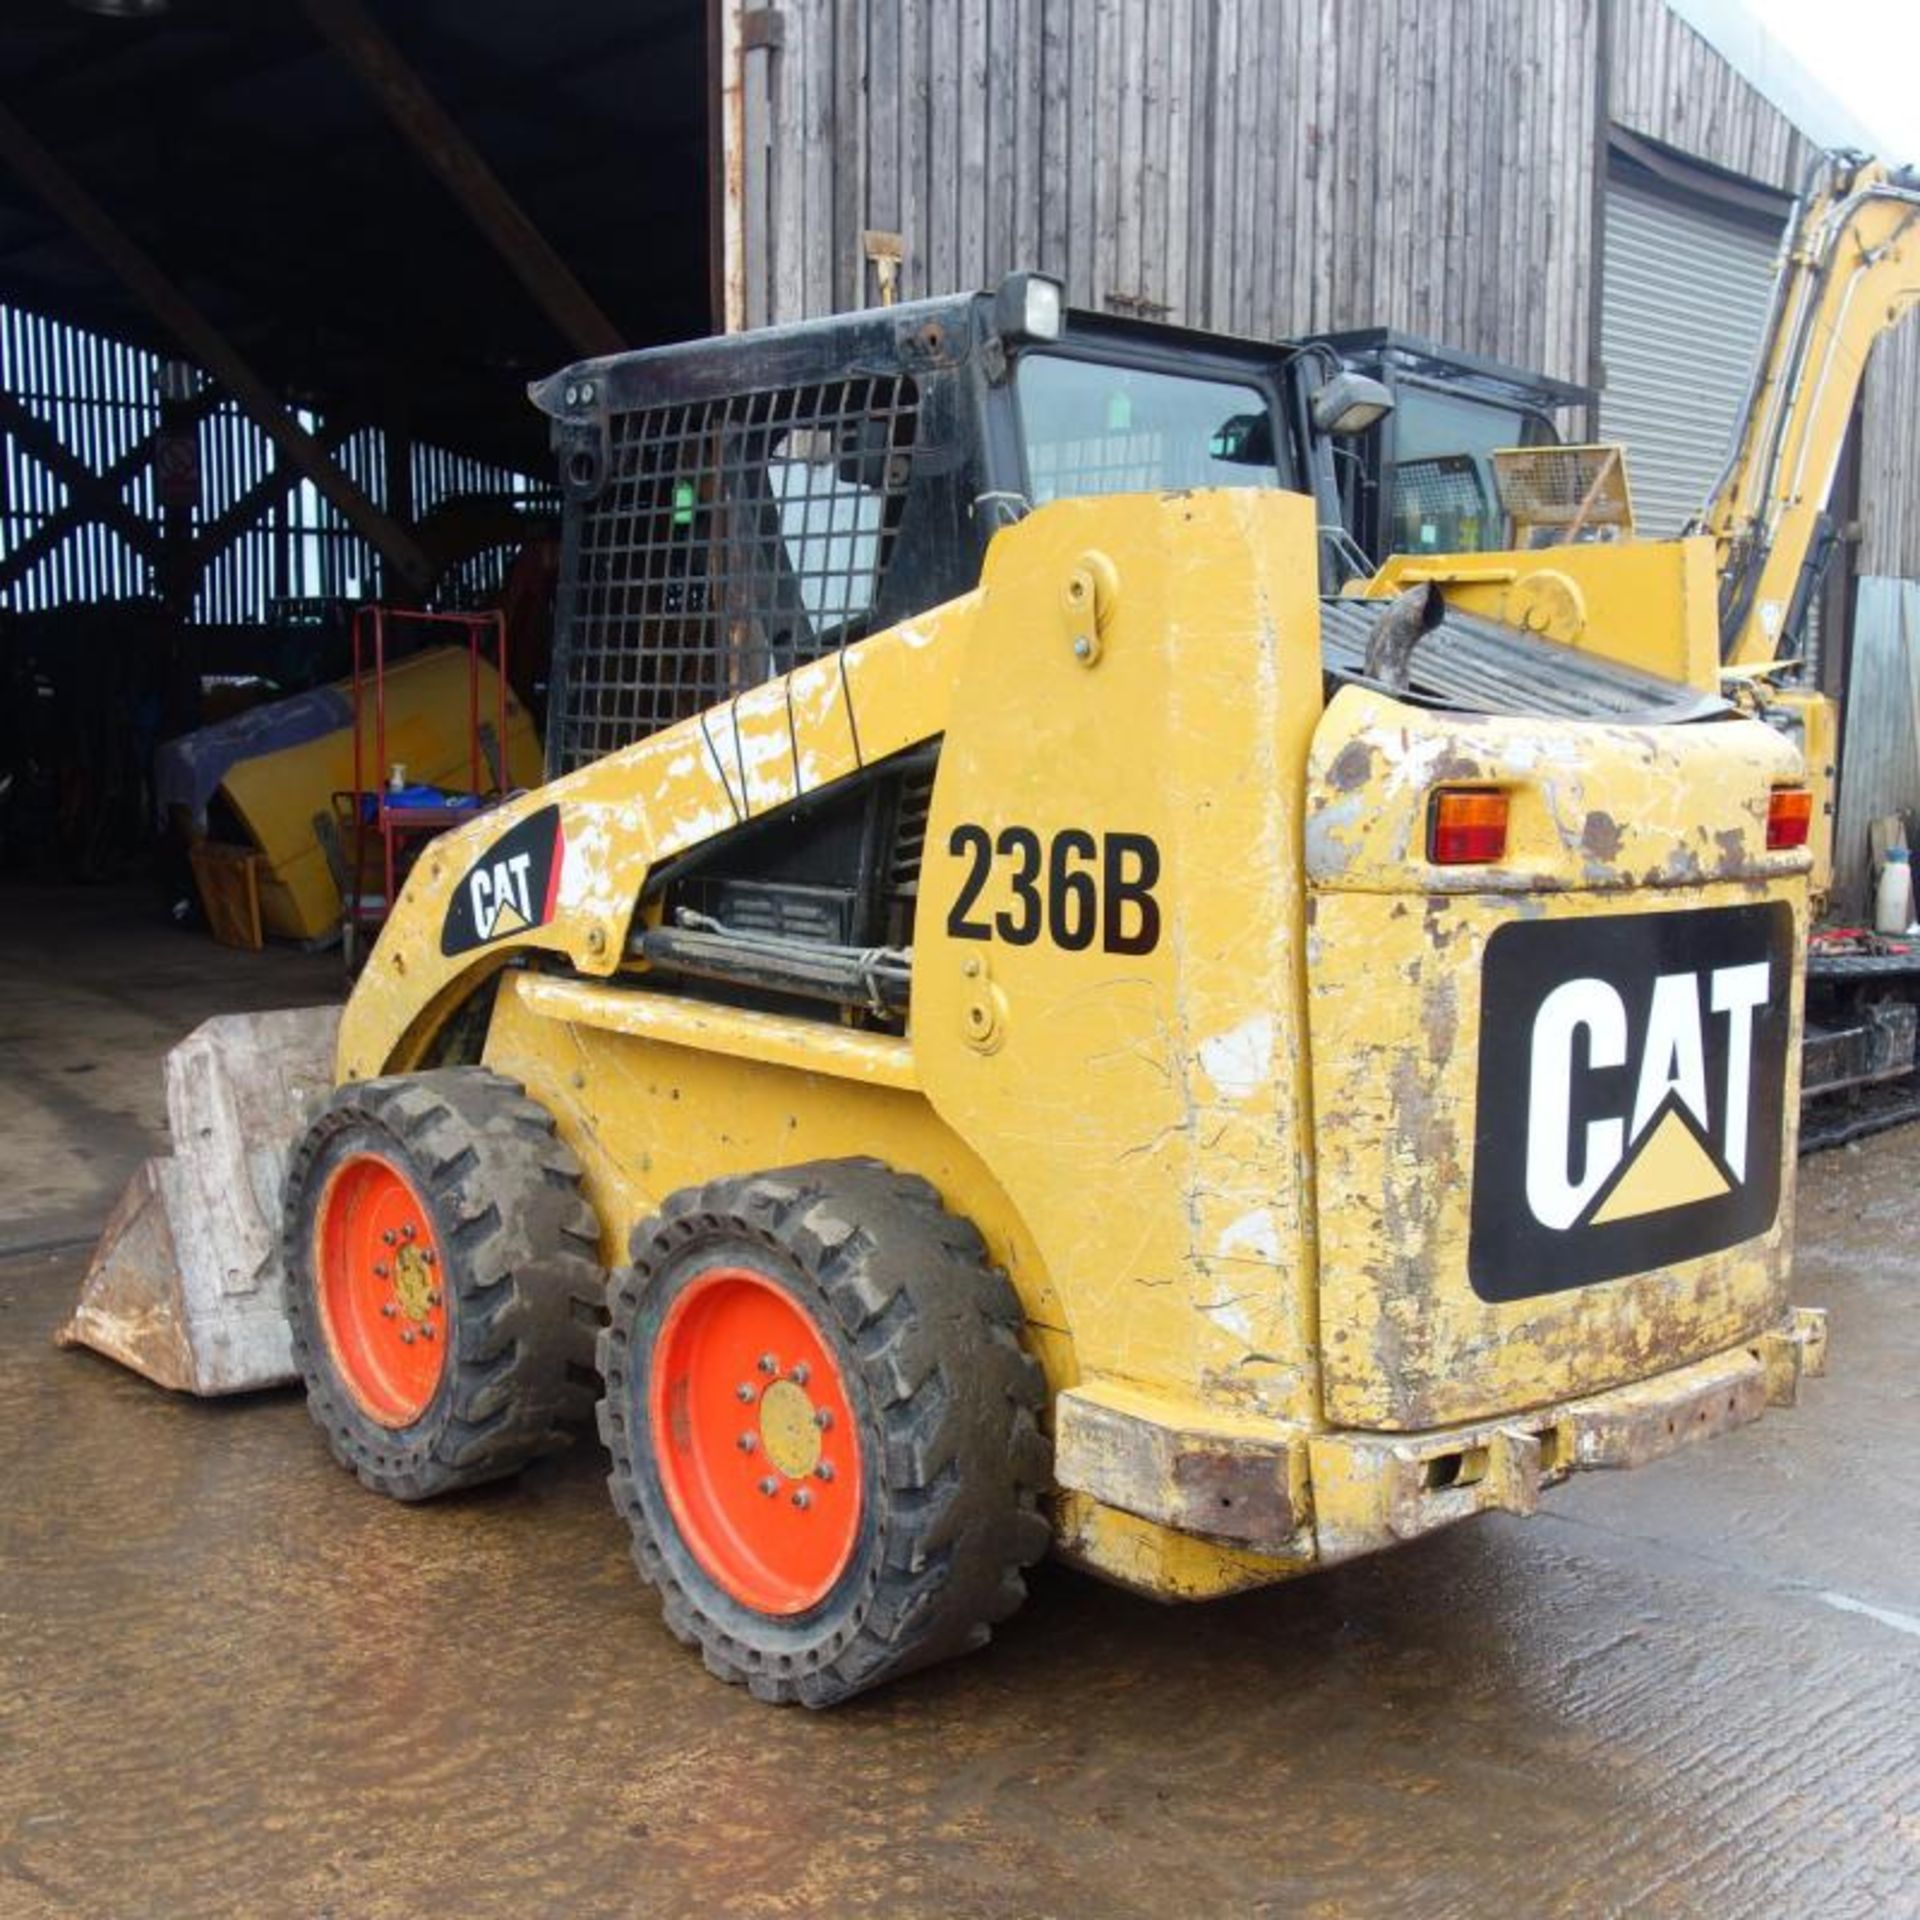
[67,269,1826,1704]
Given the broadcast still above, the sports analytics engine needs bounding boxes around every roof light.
[1767,786,1813,851]
[993,271,1065,344]
[1429,789,1509,865]
[1310,369,1395,437]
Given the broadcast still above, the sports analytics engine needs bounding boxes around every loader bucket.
[57,1005,342,1396]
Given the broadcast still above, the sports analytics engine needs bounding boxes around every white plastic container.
[1875,846,1914,935]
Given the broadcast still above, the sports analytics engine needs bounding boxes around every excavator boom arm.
[1703,153,1920,667]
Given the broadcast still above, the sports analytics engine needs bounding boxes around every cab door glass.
[1016,354,1281,505]
[1390,388,1530,555]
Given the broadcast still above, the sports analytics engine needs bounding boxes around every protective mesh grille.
[1391,453,1496,552]
[1490,445,1633,541]
[554,375,919,775]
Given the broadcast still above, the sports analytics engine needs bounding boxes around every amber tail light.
[1767,787,1813,852]
[1428,789,1509,865]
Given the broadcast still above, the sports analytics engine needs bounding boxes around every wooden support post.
[383,423,414,536]
[300,0,624,360]
[0,100,435,596]
[717,0,747,333]
[155,360,199,618]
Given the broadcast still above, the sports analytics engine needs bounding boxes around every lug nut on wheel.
[736,1382,757,1403]
[758,1477,778,1497]
[737,1432,757,1452]
[791,1489,811,1510]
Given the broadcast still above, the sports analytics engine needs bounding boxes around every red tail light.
[1428,789,1509,865]
[1767,787,1813,851]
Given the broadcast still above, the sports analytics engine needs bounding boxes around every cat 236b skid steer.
[69,274,1827,1704]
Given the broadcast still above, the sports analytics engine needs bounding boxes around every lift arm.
[1699,152,1920,667]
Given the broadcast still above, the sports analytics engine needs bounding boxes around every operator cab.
[534,270,1391,783]
[1311,328,1589,563]
[536,270,1703,784]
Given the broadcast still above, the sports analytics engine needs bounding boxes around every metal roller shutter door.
[1600,172,1783,539]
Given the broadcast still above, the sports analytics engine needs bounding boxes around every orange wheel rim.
[651,1266,864,1616]
[314,1154,449,1428]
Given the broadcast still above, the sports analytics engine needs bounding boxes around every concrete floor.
[2,889,1917,1919]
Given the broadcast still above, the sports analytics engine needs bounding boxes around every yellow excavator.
[66,213,1854,1704]
[1708,151,1918,682]
[1364,150,1920,1133]
[1707,151,1920,1134]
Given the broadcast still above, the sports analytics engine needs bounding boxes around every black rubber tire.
[283,1067,605,1501]
[599,1159,1051,1707]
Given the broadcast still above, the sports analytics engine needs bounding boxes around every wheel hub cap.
[651,1266,863,1615]
[391,1240,436,1321]
[313,1154,447,1428]
[757,1379,823,1479]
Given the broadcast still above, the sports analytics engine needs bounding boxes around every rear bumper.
[1053,1309,1827,1569]
[1306,1307,1826,1564]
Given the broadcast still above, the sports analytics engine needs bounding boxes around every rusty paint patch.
[1327,740,1376,792]
[1581,810,1625,862]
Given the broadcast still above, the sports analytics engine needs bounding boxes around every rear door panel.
[1305,686,1807,1430]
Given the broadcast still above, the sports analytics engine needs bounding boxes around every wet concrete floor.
[1,890,1916,1917]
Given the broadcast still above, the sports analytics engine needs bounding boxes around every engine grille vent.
[1318,597,1729,725]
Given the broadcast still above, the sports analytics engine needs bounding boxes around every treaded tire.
[599,1159,1051,1706]
[283,1067,605,1500]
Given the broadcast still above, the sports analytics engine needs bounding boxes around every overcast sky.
[1678,0,1920,165]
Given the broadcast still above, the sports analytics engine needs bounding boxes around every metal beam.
[0,99,435,595]
[300,0,624,360]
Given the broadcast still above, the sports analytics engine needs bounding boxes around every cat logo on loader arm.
[65,276,1827,1705]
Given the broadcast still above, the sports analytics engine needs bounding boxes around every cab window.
[1389,386,1537,554]
[1016,354,1281,505]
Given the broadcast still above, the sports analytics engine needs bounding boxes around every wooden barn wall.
[0,299,551,621]
[749,0,1917,580]
[1607,0,1813,194]
[755,0,1601,385]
